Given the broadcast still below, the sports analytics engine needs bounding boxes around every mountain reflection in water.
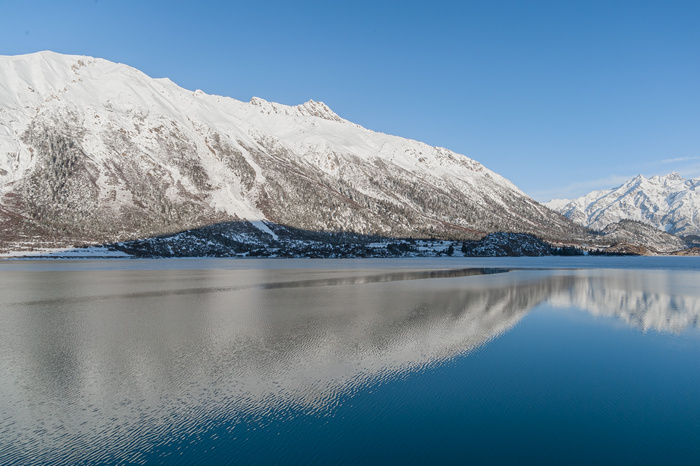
[0,265,698,464]
[549,270,700,332]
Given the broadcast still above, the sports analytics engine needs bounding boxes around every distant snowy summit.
[546,172,700,237]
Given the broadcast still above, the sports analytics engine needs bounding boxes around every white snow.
[545,172,700,236]
[1,51,538,238]
[250,221,278,241]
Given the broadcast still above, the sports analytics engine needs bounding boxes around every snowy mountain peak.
[0,51,590,250]
[295,99,344,122]
[661,171,682,180]
[249,96,344,122]
[545,198,572,211]
[648,171,685,186]
[546,172,700,236]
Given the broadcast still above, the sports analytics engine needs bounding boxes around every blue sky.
[1,0,698,201]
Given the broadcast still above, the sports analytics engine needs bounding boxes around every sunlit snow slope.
[0,51,584,246]
[547,173,700,237]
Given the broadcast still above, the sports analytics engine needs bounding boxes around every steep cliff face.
[0,51,588,250]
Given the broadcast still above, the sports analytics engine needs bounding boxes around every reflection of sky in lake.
[0,260,699,464]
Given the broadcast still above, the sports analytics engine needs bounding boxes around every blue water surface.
[0,258,698,464]
[155,305,700,465]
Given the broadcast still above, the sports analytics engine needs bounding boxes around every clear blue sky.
[2,0,698,201]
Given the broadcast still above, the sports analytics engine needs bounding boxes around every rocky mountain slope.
[0,51,592,253]
[547,173,700,237]
[595,220,687,254]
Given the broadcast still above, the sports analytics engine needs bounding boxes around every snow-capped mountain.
[0,51,589,251]
[547,173,700,237]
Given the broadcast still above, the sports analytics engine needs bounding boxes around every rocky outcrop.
[599,220,687,254]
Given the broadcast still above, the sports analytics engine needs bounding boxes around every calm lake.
[1,257,699,464]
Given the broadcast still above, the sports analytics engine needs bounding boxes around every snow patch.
[250,221,278,241]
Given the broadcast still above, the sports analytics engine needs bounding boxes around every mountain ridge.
[546,172,700,237]
[0,51,689,256]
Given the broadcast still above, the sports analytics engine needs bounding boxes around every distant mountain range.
[0,52,693,257]
[547,173,700,238]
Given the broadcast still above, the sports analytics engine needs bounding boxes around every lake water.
[1,257,699,464]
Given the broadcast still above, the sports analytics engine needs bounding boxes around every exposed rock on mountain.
[0,51,590,252]
[596,219,687,254]
[547,173,700,237]
[672,247,700,256]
